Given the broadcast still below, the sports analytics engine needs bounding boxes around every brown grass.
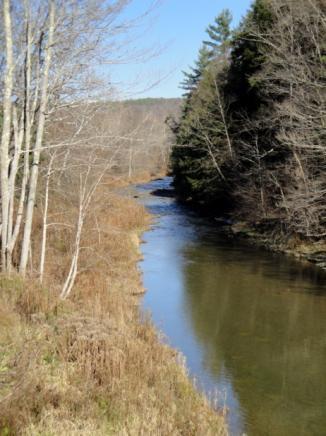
[0,176,227,435]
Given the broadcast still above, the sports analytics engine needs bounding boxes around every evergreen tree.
[204,9,233,58]
[180,45,210,95]
[172,11,234,209]
[226,0,273,114]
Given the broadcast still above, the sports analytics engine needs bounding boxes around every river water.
[135,177,326,436]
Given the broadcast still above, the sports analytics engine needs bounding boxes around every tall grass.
[0,178,227,435]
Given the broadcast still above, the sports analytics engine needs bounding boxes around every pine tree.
[180,45,211,95]
[172,10,234,209]
[204,9,233,58]
[226,0,273,114]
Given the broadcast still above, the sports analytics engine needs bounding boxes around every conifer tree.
[204,9,232,58]
[172,10,234,209]
[180,45,210,95]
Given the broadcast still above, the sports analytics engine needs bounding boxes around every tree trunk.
[1,0,14,271]
[60,204,83,300]
[39,153,56,283]
[20,0,55,275]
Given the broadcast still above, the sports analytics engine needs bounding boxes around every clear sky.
[110,0,253,99]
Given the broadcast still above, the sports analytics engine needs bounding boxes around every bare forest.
[0,0,179,287]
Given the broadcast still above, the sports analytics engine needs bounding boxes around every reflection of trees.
[182,243,326,435]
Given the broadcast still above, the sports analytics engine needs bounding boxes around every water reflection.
[182,243,326,435]
[138,178,326,436]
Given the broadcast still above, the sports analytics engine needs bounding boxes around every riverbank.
[228,221,326,271]
[172,187,326,272]
[0,175,227,435]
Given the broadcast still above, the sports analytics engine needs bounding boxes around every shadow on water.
[136,177,326,436]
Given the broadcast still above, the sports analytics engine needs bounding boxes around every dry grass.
[0,177,227,435]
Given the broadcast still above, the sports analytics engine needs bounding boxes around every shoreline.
[0,174,227,435]
[227,221,326,272]
[171,188,326,273]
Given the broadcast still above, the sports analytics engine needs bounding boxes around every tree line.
[170,0,325,242]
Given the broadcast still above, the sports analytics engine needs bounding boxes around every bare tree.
[19,0,56,274]
[0,0,162,280]
[248,0,326,238]
[0,0,14,270]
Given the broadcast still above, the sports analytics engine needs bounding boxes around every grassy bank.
[0,175,227,435]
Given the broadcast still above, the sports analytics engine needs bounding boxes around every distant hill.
[47,97,182,179]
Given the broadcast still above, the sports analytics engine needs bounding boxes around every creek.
[135,177,326,436]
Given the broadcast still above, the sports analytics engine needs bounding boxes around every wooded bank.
[171,0,325,266]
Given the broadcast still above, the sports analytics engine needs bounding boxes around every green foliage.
[204,9,233,57]
[172,0,275,207]
[180,45,211,95]
[172,9,235,210]
[226,0,273,114]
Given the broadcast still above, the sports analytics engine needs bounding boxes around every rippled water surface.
[135,177,326,436]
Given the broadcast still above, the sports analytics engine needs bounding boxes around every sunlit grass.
[0,176,227,435]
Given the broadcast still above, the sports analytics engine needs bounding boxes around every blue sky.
[110,0,253,99]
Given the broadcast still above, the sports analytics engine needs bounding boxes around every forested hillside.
[171,0,325,253]
[107,98,180,177]
[48,97,180,182]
